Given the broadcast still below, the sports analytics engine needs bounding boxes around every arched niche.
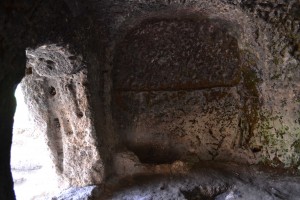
[112,15,259,164]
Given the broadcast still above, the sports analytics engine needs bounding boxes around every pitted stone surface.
[112,17,257,164]
[114,18,240,91]
[113,88,248,164]
[22,45,104,187]
[26,44,84,78]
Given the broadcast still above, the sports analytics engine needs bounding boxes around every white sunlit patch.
[14,84,31,129]
[11,83,60,200]
[130,194,152,200]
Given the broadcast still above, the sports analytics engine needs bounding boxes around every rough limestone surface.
[113,16,256,164]
[22,44,104,187]
[102,0,300,170]
[0,0,300,199]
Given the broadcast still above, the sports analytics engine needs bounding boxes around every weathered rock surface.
[99,162,300,200]
[106,0,300,170]
[114,17,241,91]
[0,0,300,199]
[22,44,104,187]
[113,16,257,165]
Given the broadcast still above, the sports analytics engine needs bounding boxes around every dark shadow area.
[127,144,180,164]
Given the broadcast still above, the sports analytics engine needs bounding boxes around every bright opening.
[12,83,59,200]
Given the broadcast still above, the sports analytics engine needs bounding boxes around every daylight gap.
[12,83,59,199]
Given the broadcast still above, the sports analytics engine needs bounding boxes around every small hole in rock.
[49,86,56,96]
[68,56,77,60]
[251,146,262,153]
[25,67,32,75]
[47,65,53,70]
[46,60,55,70]
[76,111,83,118]
[127,144,180,164]
[54,118,60,128]
[66,131,73,136]
[46,60,55,65]
[66,84,73,90]
[160,185,166,190]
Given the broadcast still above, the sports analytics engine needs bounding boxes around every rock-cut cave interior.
[1,0,300,199]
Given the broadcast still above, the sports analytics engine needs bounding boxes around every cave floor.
[96,162,300,200]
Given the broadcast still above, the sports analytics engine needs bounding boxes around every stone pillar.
[23,44,104,187]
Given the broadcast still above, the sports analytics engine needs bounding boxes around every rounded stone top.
[26,44,84,77]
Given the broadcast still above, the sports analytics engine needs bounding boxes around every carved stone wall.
[112,17,257,164]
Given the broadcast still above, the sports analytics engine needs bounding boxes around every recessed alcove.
[112,16,258,164]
